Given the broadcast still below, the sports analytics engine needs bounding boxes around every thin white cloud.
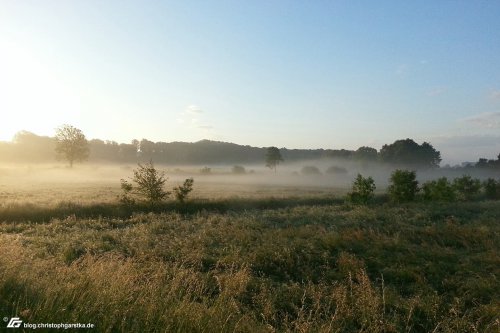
[427,86,447,97]
[396,60,429,76]
[198,125,213,130]
[179,105,202,124]
[490,90,500,100]
[178,105,217,137]
[186,105,203,114]
[395,64,408,76]
[461,112,500,129]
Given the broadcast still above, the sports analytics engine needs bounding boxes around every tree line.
[1,126,499,170]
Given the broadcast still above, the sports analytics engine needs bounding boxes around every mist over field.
[1,131,499,194]
[1,158,499,210]
[2,1,500,332]
[0,129,498,333]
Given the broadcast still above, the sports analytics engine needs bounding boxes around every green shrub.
[132,161,170,206]
[453,175,481,201]
[422,177,456,201]
[119,178,136,206]
[347,174,376,204]
[388,169,419,203]
[173,178,194,203]
[483,178,500,200]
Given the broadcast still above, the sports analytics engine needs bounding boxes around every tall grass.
[0,196,343,223]
[0,200,499,332]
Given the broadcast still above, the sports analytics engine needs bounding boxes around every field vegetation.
[0,164,499,332]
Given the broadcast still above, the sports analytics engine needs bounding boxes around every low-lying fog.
[1,159,498,192]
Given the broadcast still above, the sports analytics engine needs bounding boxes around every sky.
[0,0,499,164]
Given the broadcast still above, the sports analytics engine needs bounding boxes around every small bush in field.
[173,178,194,203]
[119,179,136,206]
[132,161,170,206]
[347,174,376,204]
[326,165,348,175]
[422,177,456,201]
[301,165,321,175]
[200,167,211,175]
[388,169,419,203]
[232,165,246,174]
[483,178,500,199]
[453,175,481,200]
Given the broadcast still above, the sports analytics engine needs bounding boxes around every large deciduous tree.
[55,124,89,167]
[265,146,283,172]
[354,146,378,161]
[379,139,441,168]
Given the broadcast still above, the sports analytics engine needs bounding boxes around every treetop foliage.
[354,146,378,161]
[380,139,441,169]
[54,124,89,167]
[265,146,284,172]
[475,154,500,169]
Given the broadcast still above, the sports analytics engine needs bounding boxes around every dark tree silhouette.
[55,125,89,167]
[354,146,378,161]
[265,146,283,172]
[12,131,55,161]
[380,139,441,168]
[0,135,464,169]
[475,153,500,169]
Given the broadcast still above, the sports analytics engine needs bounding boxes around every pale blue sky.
[1,1,499,163]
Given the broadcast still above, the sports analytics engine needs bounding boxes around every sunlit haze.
[1,1,499,164]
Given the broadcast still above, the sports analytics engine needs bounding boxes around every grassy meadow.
[0,165,499,332]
